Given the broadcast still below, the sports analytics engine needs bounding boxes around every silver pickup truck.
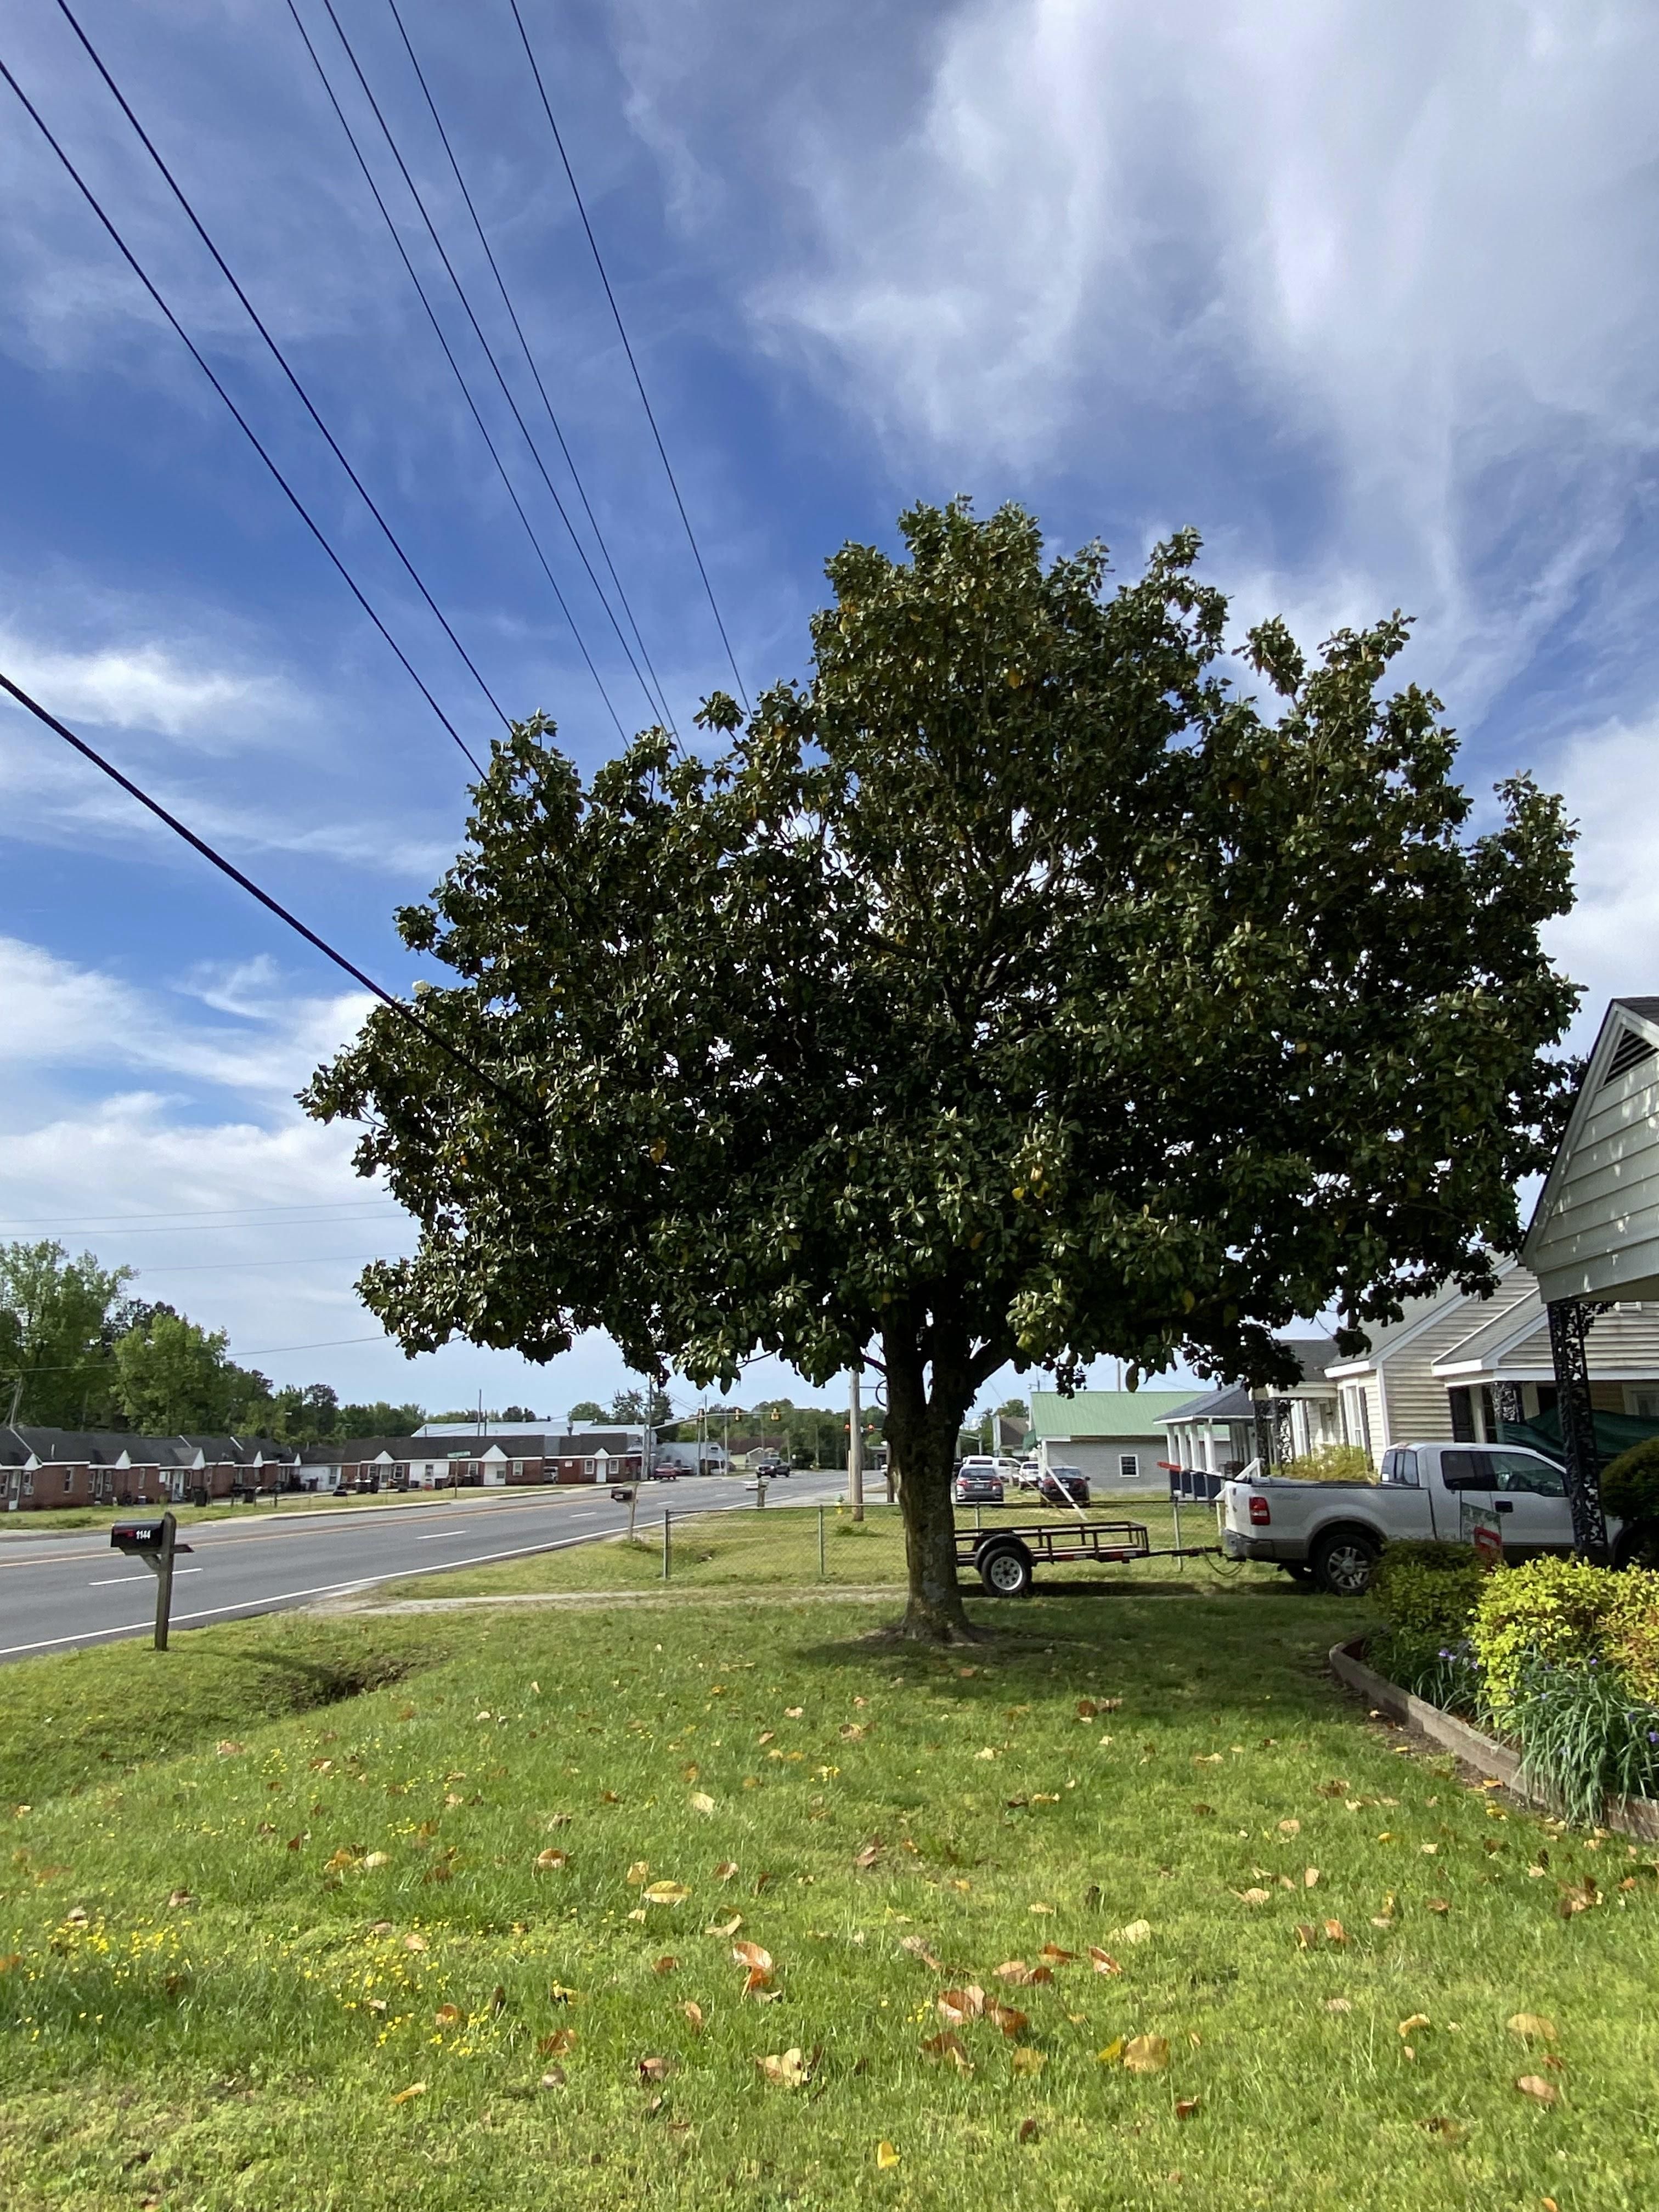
[1217,1441,1624,1595]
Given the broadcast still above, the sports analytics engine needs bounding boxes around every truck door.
[1485,1449,1574,1558]
[1431,1448,1496,1541]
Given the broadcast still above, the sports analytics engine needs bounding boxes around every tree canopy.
[304,499,1579,1638]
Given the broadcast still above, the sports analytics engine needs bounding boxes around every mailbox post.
[110,1513,191,1650]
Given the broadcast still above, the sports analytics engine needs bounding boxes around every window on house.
[1119,1454,1138,1481]
[23,1474,33,1496]
[63,1469,74,1492]
[1627,1388,1659,1421]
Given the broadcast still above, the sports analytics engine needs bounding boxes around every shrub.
[1370,1539,1488,1640]
[1501,1654,1659,1827]
[1470,1555,1659,1711]
[1280,1443,1375,1483]
[1601,1436,1659,1527]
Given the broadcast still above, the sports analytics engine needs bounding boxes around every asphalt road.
[0,1469,851,1663]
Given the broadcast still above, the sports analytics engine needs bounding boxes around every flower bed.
[1350,1542,1659,1833]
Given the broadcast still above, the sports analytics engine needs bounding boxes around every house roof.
[0,1426,295,1469]
[1029,1389,1204,1441]
[1163,1385,1255,1422]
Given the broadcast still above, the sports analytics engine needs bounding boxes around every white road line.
[87,1568,202,1586]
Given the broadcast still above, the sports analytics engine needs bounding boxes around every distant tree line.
[0,1241,422,1443]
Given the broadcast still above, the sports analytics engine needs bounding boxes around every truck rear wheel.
[977,1541,1034,1598]
[1311,1529,1379,1597]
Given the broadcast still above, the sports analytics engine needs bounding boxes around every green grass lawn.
[4,1583,1657,2211]
[383,1498,1268,1602]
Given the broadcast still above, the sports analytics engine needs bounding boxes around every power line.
[313,0,670,737]
[507,0,751,710]
[1,1215,396,1241]
[0,51,484,774]
[0,1201,399,1229]
[52,0,511,738]
[382,0,677,735]
[283,0,630,746]
[0,668,517,1108]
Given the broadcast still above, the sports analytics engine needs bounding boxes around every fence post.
[662,1510,671,1582]
[818,1504,826,1581]
[627,1485,639,1544]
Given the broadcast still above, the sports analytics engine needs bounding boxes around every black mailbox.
[111,1521,170,1552]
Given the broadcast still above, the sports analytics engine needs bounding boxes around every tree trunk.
[882,1336,982,1643]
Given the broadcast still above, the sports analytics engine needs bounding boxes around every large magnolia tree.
[304,501,1579,1639]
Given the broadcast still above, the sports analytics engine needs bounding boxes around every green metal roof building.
[1025,1388,1204,1492]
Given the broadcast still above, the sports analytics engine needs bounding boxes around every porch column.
[1545,1297,1611,1565]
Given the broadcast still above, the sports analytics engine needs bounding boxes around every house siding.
[1528,1043,1659,1301]
[1371,1269,1538,1446]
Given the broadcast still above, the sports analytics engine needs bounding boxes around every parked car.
[953,1466,1005,1504]
[1217,1441,1624,1596]
[957,1454,1023,1488]
[1035,1465,1091,1507]
[753,1458,791,1480]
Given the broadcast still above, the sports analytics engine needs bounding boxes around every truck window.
[1488,1450,1566,1497]
[1380,1449,1419,1487]
[1438,1449,1492,1491]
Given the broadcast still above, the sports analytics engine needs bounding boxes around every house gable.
[1524,997,1659,1305]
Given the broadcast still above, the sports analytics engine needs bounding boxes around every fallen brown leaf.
[535,1849,568,1871]
[1122,2034,1170,2074]
[899,1936,944,1970]
[682,2001,705,2032]
[390,2082,426,2104]
[1087,1946,1122,1976]
[921,2030,973,2074]
[937,1985,986,2025]
[1175,2097,1201,2120]
[652,1956,679,1975]
[1508,2012,1558,2044]
[989,2000,1030,2039]
[755,2046,812,2087]
[732,1940,774,1974]
[704,1915,743,1937]
[434,2003,461,2027]
[1515,2073,1559,2105]
[638,2055,673,2082]
[1018,2117,1039,2142]
[1040,1943,1076,1963]
[537,2028,576,2058]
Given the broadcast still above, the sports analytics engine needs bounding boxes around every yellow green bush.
[1470,1555,1659,1711]
[1280,1442,1375,1483]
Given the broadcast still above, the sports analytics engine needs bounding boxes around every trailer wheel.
[1311,1528,1379,1597]
[978,1541,1034,1598]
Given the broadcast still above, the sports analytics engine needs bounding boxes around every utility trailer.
[956,1514,1218,1597]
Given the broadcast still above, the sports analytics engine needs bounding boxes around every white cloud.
[0,625,291,742]
[620,0,1659,721]
[1541,710,1659,1047]
[0,934,371,1096]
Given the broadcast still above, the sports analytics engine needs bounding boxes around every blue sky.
[2,0,1657,1425]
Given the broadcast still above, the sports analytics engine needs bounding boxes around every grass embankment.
[5,1589,1657,2211]
[382,1498,1262,1602]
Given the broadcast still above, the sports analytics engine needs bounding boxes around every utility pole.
[849,1369,865,1524]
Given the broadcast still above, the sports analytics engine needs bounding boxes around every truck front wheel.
[1311,1530,1379,1598]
